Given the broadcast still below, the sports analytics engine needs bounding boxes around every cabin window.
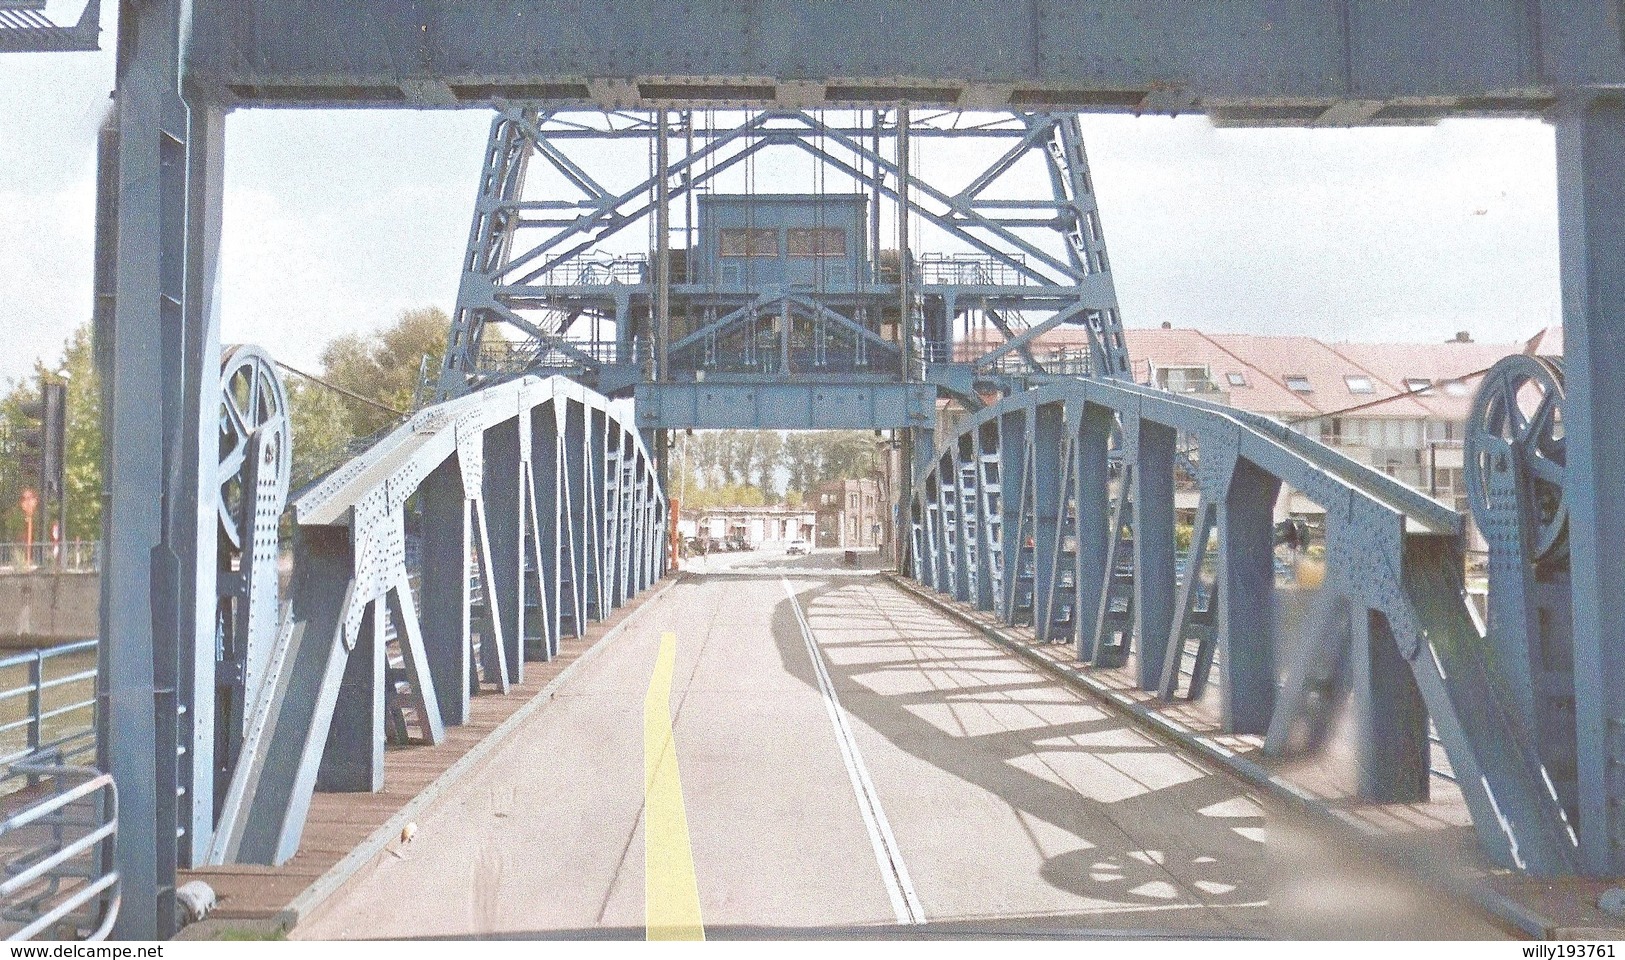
[787,227,847,257]
[719,228,779,257]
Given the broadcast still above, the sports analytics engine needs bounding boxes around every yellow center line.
[644,630,704,941]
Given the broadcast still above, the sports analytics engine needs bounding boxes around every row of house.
[676,477,887,550]
[957,322,1562,542]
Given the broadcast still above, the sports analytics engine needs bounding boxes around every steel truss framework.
[910,378,1581,876]
[75,0,1625,939]
[0,1,98,52]
[210,375,666,867]
[438,107,1128,420]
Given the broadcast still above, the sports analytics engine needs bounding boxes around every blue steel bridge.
[0,0,1622,941]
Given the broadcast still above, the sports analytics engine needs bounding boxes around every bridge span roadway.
[294,555,1508,940]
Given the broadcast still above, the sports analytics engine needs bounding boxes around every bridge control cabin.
[501,191,1068,397]
[698,194,868,291]
[663,193,904,382]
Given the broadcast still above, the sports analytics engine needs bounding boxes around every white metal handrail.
[0,763,118,941]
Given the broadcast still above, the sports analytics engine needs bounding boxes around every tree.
[286,305,450,486]
[317,306,448,440]
[285,379,354,491]
[0,323,100,544]
[750,430,783,499]
[778,430,879,503]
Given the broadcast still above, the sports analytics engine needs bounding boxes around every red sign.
[18,488,37,516]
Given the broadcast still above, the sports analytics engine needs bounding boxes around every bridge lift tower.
[433,105,1133,566]
[23,0,1625,940]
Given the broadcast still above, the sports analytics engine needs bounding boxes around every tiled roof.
[1524,326,1563,357]
[959,325,1553,422]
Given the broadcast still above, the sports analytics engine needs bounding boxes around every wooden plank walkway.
[181,577,674,925]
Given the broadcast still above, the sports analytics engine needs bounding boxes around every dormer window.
[1285,375,1312,393]
[1225,372,1247,387]
[1404,378,1432,393]
[1344,375,1374,394]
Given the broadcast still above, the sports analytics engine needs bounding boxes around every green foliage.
[286,306,449,487]
[285,379,354,491]
[678,483,768,510]
[671,428,885,510]
[315,306,448,439]
[0,324,100,543]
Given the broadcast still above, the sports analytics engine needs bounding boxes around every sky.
[0,3,1564,387]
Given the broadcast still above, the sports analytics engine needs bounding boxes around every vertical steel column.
[952,437,975,603]
[618,428,637,606]
[1352,609,1430,802]
[973,423,1001,612]
[934,451,957,595]
[99,0,222,935]
[999,410,1027,622]
[316,604,383,791]
[585,409,608,620]
[532,405,562,657]
[1554,92,1625,875]
[563,400,590,632]
[656,112,671,383]
[1134,421,1177,690]
[482,418,525,682]
[1075,403,1113,660]
[896,107,916,577]
[1030,404,1065,642]
[180,104,226,868]
[1218,458,1280,734]
[419,459,471,726]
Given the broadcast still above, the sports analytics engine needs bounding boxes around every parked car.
[786,539,809,556]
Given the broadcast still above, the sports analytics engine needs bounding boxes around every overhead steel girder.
[908,376,1579,876]
[634,381,936,431]
[208,375,667,866]
[186,1,1618,117]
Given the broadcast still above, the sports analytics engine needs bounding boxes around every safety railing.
[916,253,1030,287]
[0,542,100,573]
[0,763,118,941]
[480,338,633,372]
[0,641,98,779]
[534,255,650,287]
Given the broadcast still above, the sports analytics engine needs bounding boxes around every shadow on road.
[754,577,1507,940]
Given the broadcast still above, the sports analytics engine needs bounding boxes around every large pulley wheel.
[219,344,292,552]
[1463,354,1567,562]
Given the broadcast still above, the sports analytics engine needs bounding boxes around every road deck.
[283,562,1509,940]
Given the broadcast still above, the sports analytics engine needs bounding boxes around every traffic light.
[16,380,66,503]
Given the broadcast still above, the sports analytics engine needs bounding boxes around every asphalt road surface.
[296,556,1510,940]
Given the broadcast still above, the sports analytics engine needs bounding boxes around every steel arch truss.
[436,108,1129,401]
[909,379,1580,876]
[208,376,667,866]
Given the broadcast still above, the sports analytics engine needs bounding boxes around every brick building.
[812,478,883,549]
